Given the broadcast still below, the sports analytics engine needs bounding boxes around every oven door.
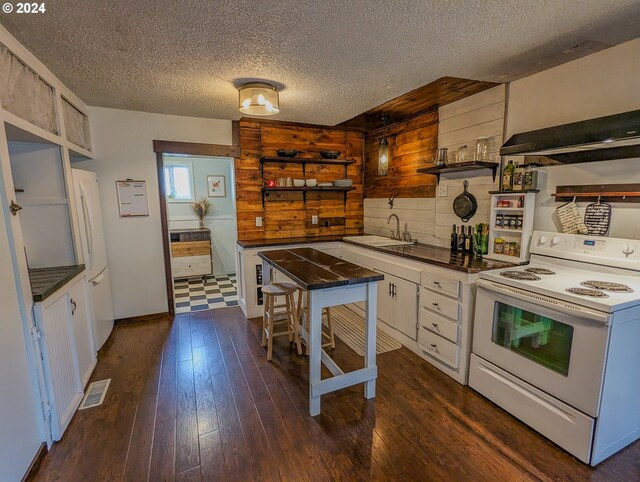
[473,279,611,417]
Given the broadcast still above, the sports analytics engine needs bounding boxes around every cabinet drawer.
[419,310,458,343]
[419,330,459,369]
[172,255,212,278]
[420,271,460,298]
[171,241,211,257]
[420,288,459,321]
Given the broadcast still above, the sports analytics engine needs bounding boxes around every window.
[164,163,194,202]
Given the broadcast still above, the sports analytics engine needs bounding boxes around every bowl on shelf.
[276,149,301,157]
[293,179,305,187]
[320,150,341,159]
[318,182,333,187]
[334,179,353,187]
[306,179,318,187]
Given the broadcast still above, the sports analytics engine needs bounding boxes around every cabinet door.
[68,278,96,387]
[38,294,83,440]
[392,276,418,340]
[377,278,394,327]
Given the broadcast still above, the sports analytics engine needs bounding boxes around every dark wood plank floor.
[33,307,640,481]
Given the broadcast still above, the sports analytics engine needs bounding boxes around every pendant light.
[238,82,280,116]
[378,115,390,176]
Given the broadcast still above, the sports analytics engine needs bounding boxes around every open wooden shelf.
[552,183,640,203]
[416,161,499,184]
[488,189,540,194]
[260,156,355,177]
[261,186,355,207]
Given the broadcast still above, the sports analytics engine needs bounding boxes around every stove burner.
[566,287,609,298]
[500,271,541,281]
[524,267,556,275]
[581,280,633,293]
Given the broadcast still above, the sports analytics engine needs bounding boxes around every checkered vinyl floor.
[174,274,238,313]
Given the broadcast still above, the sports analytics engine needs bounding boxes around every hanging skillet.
[453,180,478,222]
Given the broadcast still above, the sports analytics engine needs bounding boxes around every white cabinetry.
[378,273,418,340]
[340,244,420,342]
[417,267,475,383]
[34,274,95,441]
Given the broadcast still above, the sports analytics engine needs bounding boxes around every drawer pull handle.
[432,302,439,307]
[430,343,437,348]
[433,281,440,285]
[432,323,438,329]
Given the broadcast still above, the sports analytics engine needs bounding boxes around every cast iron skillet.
[453,180,477,222]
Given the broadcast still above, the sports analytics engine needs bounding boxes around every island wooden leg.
[364,281,377,399]
[308,289,323,416]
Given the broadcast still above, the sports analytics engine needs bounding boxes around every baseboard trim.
[115,312,172,325]
[22,442,48,482]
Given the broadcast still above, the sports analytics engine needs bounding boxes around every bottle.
[502,160,515,191]
[464,226,472,253]
[458,226,466,252]
[450,224,458,252]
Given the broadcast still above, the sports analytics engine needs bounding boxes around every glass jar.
[455,145,468,164]
[494,238,505,254]
[474,137,490,162]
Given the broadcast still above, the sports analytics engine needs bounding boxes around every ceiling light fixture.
[238,82,280,116]
[378,115,390,176]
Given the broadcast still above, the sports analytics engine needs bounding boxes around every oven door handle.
[476,279,610,325]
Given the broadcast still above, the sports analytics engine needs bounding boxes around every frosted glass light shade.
[238,82,279,116]
[378,137,389,176]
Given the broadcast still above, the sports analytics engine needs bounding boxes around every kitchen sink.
[342,235,414,247]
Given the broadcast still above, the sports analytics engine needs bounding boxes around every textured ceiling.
[1,0,639,125]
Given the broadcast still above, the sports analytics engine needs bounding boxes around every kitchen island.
[258,247,383,416]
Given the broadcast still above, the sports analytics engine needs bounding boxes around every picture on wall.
[207,175,226,197]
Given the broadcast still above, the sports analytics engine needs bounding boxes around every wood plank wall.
[364,110,439,198]
[236,120,364,240]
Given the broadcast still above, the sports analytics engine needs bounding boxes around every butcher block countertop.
[29,264,85,302]
[237,235,345,249]
[258,248,383,290]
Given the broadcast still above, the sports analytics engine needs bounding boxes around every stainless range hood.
[500,110,640,163]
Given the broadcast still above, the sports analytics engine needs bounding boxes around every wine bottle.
[450,224,458,252]
[464,226,472,252]
[458,226,466,252]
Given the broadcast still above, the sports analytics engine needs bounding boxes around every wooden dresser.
[170,228,213,280]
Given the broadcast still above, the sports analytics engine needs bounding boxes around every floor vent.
[78,379,111,410]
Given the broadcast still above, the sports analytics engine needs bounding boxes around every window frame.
[163,160,195,203]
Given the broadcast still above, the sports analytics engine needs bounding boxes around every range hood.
[500,109,640,163]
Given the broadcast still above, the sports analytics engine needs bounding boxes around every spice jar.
[503,242,512,256]
[495,214,504,228]
[494,238,505,254]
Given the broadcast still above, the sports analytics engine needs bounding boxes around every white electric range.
[469,231,640,465]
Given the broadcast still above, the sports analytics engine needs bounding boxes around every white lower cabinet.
[341,243,477,384]
[34,274,95,441]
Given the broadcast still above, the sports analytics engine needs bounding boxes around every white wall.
[78,108,232,319]
[166,155,237,274]
[506,37,640,239]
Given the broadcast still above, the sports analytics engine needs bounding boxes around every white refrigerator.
[72,168,114,349]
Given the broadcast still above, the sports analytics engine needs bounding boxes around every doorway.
[161,154,239,313]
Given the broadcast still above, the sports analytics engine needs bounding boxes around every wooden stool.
[296,287,336,353]
[262,283,302,361]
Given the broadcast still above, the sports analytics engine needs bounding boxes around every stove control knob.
[622,244,636,257]
[538,235,548,246]
[551,236,561,246]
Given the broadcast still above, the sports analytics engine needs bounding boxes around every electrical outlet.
[438,185,448,197]
[312,215,318,225]
[255,216,262,227]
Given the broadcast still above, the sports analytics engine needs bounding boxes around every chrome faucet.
[387,213,401,240]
